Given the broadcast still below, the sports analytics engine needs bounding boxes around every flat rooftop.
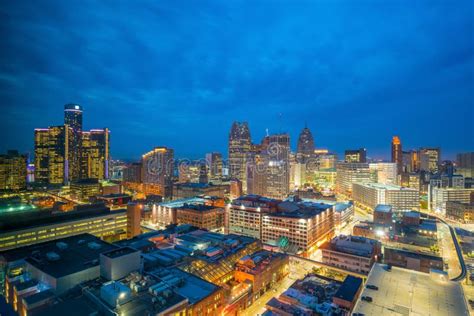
[101,246,138,259]
[375,204,392,213]
[2,234,118,278]
[352,263,469,316]
[356,182,418,191]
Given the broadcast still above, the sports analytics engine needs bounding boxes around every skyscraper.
[0,150,27,190]
[247,133,290,199]
[34,125,74,184]
[344,148,367,163]
[206,152,223,180]
[296,126,315,162]
[391,136,403,175]
[419,147,441,173]
[64,104,83,181]
[228,122,252,192]
[81,129,110,180]
[141,147,174,197]
[34,105,110,185]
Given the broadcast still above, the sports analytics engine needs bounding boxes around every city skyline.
[1,1,473,160]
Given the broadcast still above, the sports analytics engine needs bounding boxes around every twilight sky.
[0,1,473,161]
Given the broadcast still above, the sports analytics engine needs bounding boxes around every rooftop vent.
[56,242,68,250]
[46,252,61,261]
[88,242,102,250]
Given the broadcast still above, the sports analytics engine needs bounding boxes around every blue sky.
[0,0,473,160]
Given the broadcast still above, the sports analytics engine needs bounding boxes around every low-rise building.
[373,204,393,225]
[430,187,474,215]
[69,178,101,202]
[234,250,289,298]
[321,235,381,274]
[173,182,228,200]
[176,204,224,232]
[383,247,443,273]
[446,201,474,223]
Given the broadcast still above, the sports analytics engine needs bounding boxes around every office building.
[446,200,474,224]
[122,162,142,183]
[321,235,381,274]
[0,150,27,191]
[352,263,468,316]
[369,162,397,185]
[352,182,419,211]
[344,148,367,163]
[261,201,335,256]
[69,178,101,202]
[419,147,441,173]
[430,187,474,214]
[228,122,252,192]
[176,204,224,232]
[317,152,337,169]
[296,126,315,162]
[206,152,223,180]
[141,147,174,198]
[81,128,110,180]
[402,150,419,173]
[64,104,83,181]
[34,126,74,185]
[335,162,371,196]
[0,205,127,251]
[247,133,291,199]
[456,152,474,178]
[178,160,208,183]
[391,136,403,174]
[226,195,280,239]
[34,105,110,185]
[400,172,421,191]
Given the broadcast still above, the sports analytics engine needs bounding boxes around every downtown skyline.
[1,1,473,160]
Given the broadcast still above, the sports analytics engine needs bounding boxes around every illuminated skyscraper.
[34,125,74,184]
[296,126,315,162]
[228,122,252,192]
[64,104,83,181]
[0,150,27,190]
[419,147,441,173]
[81,129,110,180]
[391,136,403,175]
[206,152,223,180]
[247,133,290,199]
[344,148,367,163]
[141,147,174,197]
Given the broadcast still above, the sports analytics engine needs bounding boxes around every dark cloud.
[0,0,473,160]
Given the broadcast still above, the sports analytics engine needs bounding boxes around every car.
[386,264,392,271]
[366,284,379,290]
[361,296,373,302]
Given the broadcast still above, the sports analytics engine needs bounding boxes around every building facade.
[228,122,252,193]
[352,182,419,211]
[0,150,27,191]
[344,148,367,163]
[335,162,371,196]
[141,147,174,198]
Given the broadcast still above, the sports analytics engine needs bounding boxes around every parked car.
[366,284,379,290]
[361,296,373,302]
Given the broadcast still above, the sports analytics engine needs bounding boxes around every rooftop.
[352,263,469,316]
[323,235,378,258]
[101,246,139,259]
[236,250,287,275]
[375,204,392,213]
[333,275,362,302]
[1,234,118,278]
[356,182,418,191]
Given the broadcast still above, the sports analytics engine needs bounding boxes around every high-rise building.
[344,148,367,163]
[64,104,83,181]
[335,162,371,196]
[296,126,315,162]
[34,105,110,185]
[178,160,207,183]
[402,150,418,173]
[456,152,474,178]
[228,122,252,192]
[391,136,403,175]
[247,133,290,199]
[141,147,174,197]
[34,125,74,185]
[81,129,110,180]
[206,152,223,180]
[352,182,420,211]
[419,147,441,173]
[0,150,27,191]
[122,162,142,183]
[369,162,397,185]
